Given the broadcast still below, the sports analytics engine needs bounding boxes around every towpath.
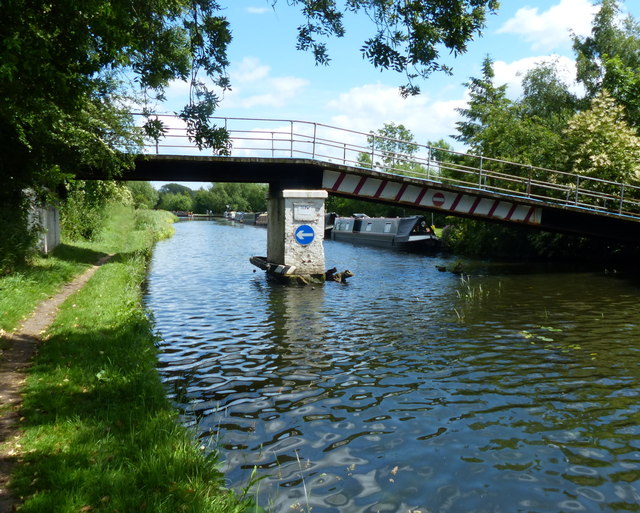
[0,255,112,513]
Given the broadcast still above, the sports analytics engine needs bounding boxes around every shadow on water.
[147,221,640,513]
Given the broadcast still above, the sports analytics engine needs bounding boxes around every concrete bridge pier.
[259,187,328,283]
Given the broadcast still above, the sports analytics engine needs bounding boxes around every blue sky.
[154,0,639,189]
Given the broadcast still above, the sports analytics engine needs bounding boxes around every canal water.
[144,220,640,513]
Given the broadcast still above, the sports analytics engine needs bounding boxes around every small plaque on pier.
[293,203,316,221]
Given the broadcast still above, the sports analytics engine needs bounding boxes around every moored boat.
[324,212,336,238]
[237,212,258,224]
[331,214,439,250]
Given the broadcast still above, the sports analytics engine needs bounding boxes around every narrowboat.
[330,214,439,250]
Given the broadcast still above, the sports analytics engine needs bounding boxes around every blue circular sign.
[294,225,315,245]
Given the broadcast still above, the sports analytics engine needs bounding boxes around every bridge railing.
[134,114,640,220]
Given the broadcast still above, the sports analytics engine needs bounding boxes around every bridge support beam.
[264,187,327,283]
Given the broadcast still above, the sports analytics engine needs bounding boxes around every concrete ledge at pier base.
[249,256,326,285]
[277,273,326,285]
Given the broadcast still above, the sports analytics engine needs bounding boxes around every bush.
[60,181,133,241]
[0,195,39,275]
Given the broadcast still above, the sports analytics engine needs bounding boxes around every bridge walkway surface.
[85,116,640,243]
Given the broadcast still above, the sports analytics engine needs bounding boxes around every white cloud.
[325,83,464,144]
[327,83,428,125]
[157,57,309,113]
[497,0,598,51]
[232,57,270,84]
[492,55,581,98]
[228,77,309,109]
[246,6,270,14]
[223,58,309,109]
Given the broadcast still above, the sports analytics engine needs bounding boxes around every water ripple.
[145,221,640,513]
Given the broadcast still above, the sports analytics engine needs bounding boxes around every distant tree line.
[125,182,268,215]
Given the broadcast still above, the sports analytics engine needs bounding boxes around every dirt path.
[0,255,112,513]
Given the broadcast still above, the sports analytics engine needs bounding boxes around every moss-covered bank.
[2,206,250,513]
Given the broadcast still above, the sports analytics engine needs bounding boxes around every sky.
[152,0,640,190]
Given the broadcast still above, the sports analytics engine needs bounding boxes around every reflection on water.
[145,220,640,513]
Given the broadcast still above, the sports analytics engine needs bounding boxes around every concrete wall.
[30,205,61,254]
[267,187,286,265]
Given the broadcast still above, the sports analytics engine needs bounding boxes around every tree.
[159,184,196,197]
[2,1,232,189]
[361,123,424,174]
[515,64,577,172]
[127,182,160,210]
[240,183,269,212]
[562,90,640,195]
[454,56,510,154]
[287,0,499,96]
[202,183,268,213]
[451,56,534,189]
[520,62,577,122]
[573,0,640,95]
[573,0,640,127]
[61,181,133,241]
[193,189,216,214]
[158,193,194,212]
[427,139,457,164]
[601,55,640,130]
[157,183,195,211]
[453,60,572,174]
[1,0,501,269]
[425,139,469,182]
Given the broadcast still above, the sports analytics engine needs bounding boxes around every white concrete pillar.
[267,188,327,279]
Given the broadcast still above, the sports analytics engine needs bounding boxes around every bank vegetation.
[1,205,251,513]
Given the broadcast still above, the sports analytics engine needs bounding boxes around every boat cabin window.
[384,222,392,233]
[365,222,373,232]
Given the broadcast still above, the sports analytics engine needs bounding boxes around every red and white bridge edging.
[323,169,542,225]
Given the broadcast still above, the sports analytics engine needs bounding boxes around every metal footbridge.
[118,115,640,243]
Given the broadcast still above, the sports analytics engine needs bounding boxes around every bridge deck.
[83,116,640,243]
[125,154,640,243]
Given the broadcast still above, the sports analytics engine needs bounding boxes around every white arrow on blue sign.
[294,224,315,245]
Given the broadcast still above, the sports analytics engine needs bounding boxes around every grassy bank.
[0,247,96,333]
[5,206,250,513]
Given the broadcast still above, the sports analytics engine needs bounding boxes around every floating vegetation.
[519,325,566,343]
[540,326,563,333]
[519,330,555,343]
[517,325,590,356]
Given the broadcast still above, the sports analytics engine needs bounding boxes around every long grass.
[8,205,251,513]
[0,247,95,332]
[0,205,176,333]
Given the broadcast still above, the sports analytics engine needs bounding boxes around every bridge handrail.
[133,114,640,221]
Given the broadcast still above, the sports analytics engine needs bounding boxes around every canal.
[144,220,640,513]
